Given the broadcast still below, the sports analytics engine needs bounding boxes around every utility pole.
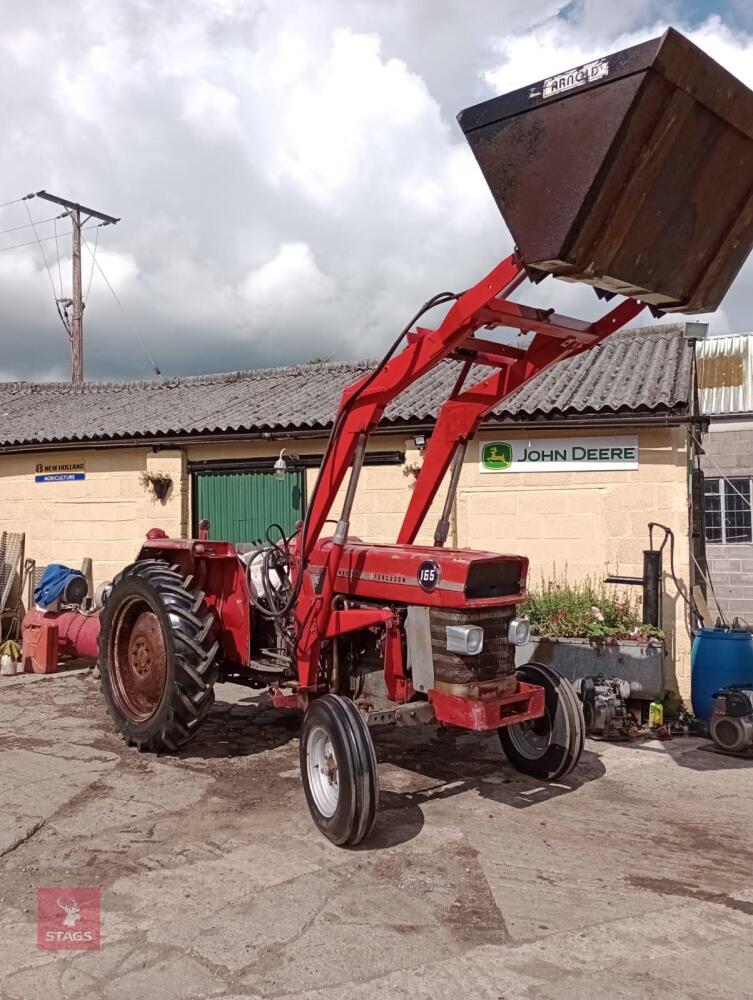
[34,190,119,383]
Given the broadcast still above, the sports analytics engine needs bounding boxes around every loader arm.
[398,295,645,544]
[293,253,645,682]
[301,253,525,558]
[304,255,644,556]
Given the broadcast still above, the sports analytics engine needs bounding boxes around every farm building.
[0,324,702,695]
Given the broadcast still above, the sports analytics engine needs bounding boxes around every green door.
[194,469,304,544]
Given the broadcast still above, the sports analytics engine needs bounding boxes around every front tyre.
[499,662,584,781]
[99,560,219,752]
[300,695,379,847]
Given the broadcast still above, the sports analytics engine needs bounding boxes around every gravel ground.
[1,670,753,999]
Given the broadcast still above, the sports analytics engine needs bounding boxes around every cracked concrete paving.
[1,673,753,999]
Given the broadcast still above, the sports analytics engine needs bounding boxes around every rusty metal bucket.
[458,28,753,314]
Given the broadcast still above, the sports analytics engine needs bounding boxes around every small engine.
[710,686,753,754]
[579,675,633,739]
[34,573,88,612]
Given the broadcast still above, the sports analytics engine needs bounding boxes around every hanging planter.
[402,460,422,490]
[140,471,173,502]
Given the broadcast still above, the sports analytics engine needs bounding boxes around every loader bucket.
[458,28,753,314]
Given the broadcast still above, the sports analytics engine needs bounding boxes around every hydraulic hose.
[261,290,458,622]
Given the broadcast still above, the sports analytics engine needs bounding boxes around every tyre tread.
[300,694,379,847]
[499,662,584,781]
[99,559,219,753]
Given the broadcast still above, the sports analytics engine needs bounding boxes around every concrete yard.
[1,672,753,1000]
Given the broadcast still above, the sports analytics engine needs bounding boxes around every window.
[704,479,722,542]
[704,477,752,544]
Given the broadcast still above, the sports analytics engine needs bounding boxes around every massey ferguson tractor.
[26,29,753,845]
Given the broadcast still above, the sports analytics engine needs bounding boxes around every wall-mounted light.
[683,321,709,341]
[413,434,427,450]
[274,448,298,479]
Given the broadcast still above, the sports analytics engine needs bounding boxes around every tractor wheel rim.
[507,707,553,760]
[306,725,339,817]
[111,598,168,723]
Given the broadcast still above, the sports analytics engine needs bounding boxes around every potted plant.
[0,638,22,676]
[515,572,665,700]
[139,470,173,502]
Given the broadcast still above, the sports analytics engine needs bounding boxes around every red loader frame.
[288,252,644,698]
[133,251,644,731]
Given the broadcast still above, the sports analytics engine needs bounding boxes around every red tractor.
[93,29,753,845]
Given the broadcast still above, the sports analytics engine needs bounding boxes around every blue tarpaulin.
[34,564,86,609]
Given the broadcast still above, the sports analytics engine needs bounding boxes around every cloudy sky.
[2,0,753,382]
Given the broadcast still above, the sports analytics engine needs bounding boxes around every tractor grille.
[429,608,516,686]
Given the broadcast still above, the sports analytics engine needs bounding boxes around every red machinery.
[22,607,100,674]
[42,29,753,844]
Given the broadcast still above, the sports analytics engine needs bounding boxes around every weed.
[519,569,664,643]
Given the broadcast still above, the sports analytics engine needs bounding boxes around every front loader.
[91,28,753,845]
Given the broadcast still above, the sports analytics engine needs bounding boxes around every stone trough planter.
[515,637,664,700]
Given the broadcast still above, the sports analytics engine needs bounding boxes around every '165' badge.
[417,560,441,592]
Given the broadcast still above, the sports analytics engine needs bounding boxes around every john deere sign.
[480,436,639,473]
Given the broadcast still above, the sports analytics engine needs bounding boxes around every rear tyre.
[499,662,584,781]
[300,695,379,847]
[98,560,219,752]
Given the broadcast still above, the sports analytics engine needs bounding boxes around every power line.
[0,194,34,211]
[0,214,66,238]
[54,215,64,299]
[81,232,163,378]
[84,225,98,303]
[0,221,104,255]
[82,234,124,307]
[23,200,72,339]
[24,200,63,316]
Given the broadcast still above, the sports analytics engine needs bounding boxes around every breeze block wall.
[458,426,692,698]
[0,447,186,592]
[304,425,692,697]
[700,424,753,622]
[0,424,694,698]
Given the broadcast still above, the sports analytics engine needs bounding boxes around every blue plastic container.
[691,626,753,719]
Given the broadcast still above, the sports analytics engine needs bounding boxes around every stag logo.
[57,897,81,928]
[37,887,100,950]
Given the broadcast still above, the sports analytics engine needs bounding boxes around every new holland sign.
[480,436,639,473]
[35,461,86,483]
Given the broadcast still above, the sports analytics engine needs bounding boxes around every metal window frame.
[704,475,753,544]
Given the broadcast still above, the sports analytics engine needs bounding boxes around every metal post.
[643,549,662,628]
[71,208,83,382]
[33,191,119,384]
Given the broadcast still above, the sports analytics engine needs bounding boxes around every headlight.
[446,624,484,655]
[507,616,530,645]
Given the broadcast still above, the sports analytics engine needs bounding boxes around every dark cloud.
[0,0,751,382]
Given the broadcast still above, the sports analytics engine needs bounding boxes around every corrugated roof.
[697,333,753,416]
[0,324,691,448]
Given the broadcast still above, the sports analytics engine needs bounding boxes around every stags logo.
[59,897,81,927]
[37,888,100,950]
